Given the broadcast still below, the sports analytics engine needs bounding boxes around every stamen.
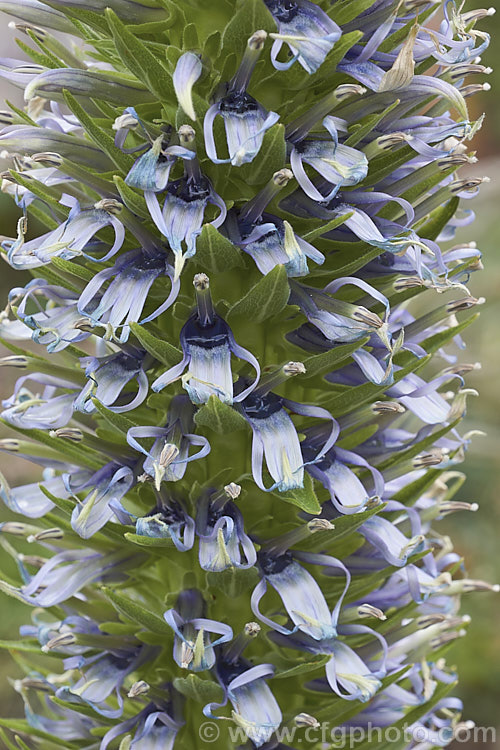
[0,355,28,368]
[230,31,268,93]
[128,680,150,698]
[42,633,77,652]
[253,360,306,396]
[94,198,123,215]
[28,528,64,542]
[264,518,334,556]
[193,273,215,326]
[357,604,387,621]
[224,622,261,663]
[239,168,294,224]
[295,713,320,728]
[49,428,84,442]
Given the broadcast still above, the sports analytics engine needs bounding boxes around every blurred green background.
[0,2,499,744]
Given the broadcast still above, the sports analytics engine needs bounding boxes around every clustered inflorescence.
[0,0,496,748]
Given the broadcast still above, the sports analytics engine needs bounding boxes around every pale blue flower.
[265,0,341,74]
[164,589,233,671]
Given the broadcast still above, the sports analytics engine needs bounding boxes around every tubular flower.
[164,589,233,671]
[0,1,494,749]
[153,274,260,404]
[145,126,226,280]
[204,30,279,167]
[265,0,341,74]
[127,395,210,489]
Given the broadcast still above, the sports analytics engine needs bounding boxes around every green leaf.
[206,566,260,598]
[302,212,354,242]
[337,423,378,451]
[302,339,369,381]
[194,396,247,434]
[273,654,330,680]
[277,473,321,514]
[113,175,150,218]
[129,321,182,366]
[0,720,81,749]
[92,400,136,436]
[0,418,103,471]
[124,533,175,549]
[63,91,134,173]
[0,729,20,750]
[106,9,175,106]
[391,467,442,507]
[15,37,61,69]
[194,224,243,274]
[7,170,64,213]
[50,257,95,284]
[0,639,47,654]
[101,587,171,634]
[228,265,290,323]
[173,675,224,705]
[296,503,384,553]
[221,0,274,57]
[12,736,31,750]
[51,696,114,723]
[418,196,460,240]
[182,23,200,50]
[329,0,379,24]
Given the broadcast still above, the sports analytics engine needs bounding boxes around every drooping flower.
[13,549,128,607]
[9,279,93,353]
[288,116,368,202]
[2,196,125,270]
[56,644,152,718]
[204,31,279,167]
[152,274,260,404]
[265,0,341,74]
[164,589,233,671]
[205,659,282,748]
[145,125,226,280]
[0,467,90,518]
[74,348,149,414]
[77,249,180,343]
[239,369,338,492]
[196,484,257,572]
[1,372,77,431]
[252,548,349,640]
[127,395,210,490]
[229,169,325,277]
[100,694,184,750]
[135,495,196,551]
[302,435,384,514]
[68,462,135,539]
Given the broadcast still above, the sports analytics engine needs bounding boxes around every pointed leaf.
[106,9,175,106]
[129,322,182,366]
[228,265,290,323]
[101,587,171,635]
[173,675,224,704]
[194,224,243,274]
[277,473,321,514]
[194,396,247,434]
